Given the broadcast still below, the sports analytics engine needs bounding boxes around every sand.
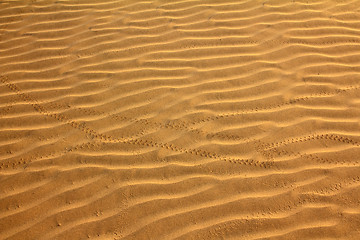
[1,0,360,239]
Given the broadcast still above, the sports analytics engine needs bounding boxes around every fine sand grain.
[1,0,360,239]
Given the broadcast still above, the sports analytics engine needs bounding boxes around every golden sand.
[1,0,360,239]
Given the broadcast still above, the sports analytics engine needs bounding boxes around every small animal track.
[0,105,13,116]
[263,133,360,150]
[188,84,360,125]
[73,104,255,145]
[0,75,131,142]
[124,138,273,168]
[314,176,360,195]
[261,143,359,167]
[0,74,354,171]
[0,140,104,171]
[0,75,272,170]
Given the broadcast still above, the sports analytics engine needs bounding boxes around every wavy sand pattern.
[1,0,360,239]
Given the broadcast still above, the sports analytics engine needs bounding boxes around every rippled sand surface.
[1,0,360,239]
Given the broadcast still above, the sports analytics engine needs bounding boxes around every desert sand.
[1,0,360,239]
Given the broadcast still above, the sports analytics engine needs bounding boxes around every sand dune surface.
[1,0,360,239]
